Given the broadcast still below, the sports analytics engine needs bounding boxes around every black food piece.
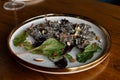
[32,37,46,47]
[63,45,74,55]
[54,57,68,68]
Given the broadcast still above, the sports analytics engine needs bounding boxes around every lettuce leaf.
[23,41,33,50]
[77,43,102,63]
[31,38,65,57]
[13,31,28,46]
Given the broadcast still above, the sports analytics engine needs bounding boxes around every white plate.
[8,13,111,74]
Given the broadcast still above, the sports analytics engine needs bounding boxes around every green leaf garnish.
[77,52,93,63]
[31,38,65,57]
[84,43,98,52]
[13,31,28,46]
[64,54,76,62]
[23,41,33,50]
[77,43,102,63]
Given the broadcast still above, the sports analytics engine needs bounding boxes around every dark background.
[99,0,120,5]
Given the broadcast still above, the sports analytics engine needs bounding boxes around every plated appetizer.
[13,18,102,68]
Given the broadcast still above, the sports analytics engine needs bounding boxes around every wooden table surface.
[0,0,120,80]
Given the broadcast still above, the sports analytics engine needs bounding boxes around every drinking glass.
[3,0,25,10]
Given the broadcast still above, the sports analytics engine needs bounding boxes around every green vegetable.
[84,43,101,52]
[77,43,102,63]
[30,38,65,57]
[23,41,33,50]
[64,54,76,62]
[13,31,28,46]
[77,52,94,62]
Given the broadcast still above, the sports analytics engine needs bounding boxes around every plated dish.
[8,13,111,74]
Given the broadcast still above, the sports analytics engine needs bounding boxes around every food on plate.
[13,18,102,68]
[34,58,44,62]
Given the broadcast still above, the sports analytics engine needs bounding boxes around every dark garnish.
[32,37,46,47]
[54,57,68,68]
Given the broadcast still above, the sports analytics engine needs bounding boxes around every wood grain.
[0,0,120,80]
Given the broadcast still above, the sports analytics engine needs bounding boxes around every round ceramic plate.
[8,13,111,74]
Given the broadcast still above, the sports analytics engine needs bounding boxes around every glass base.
[3,1,25,10]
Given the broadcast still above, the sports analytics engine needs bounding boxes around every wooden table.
[0,0,120,80]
